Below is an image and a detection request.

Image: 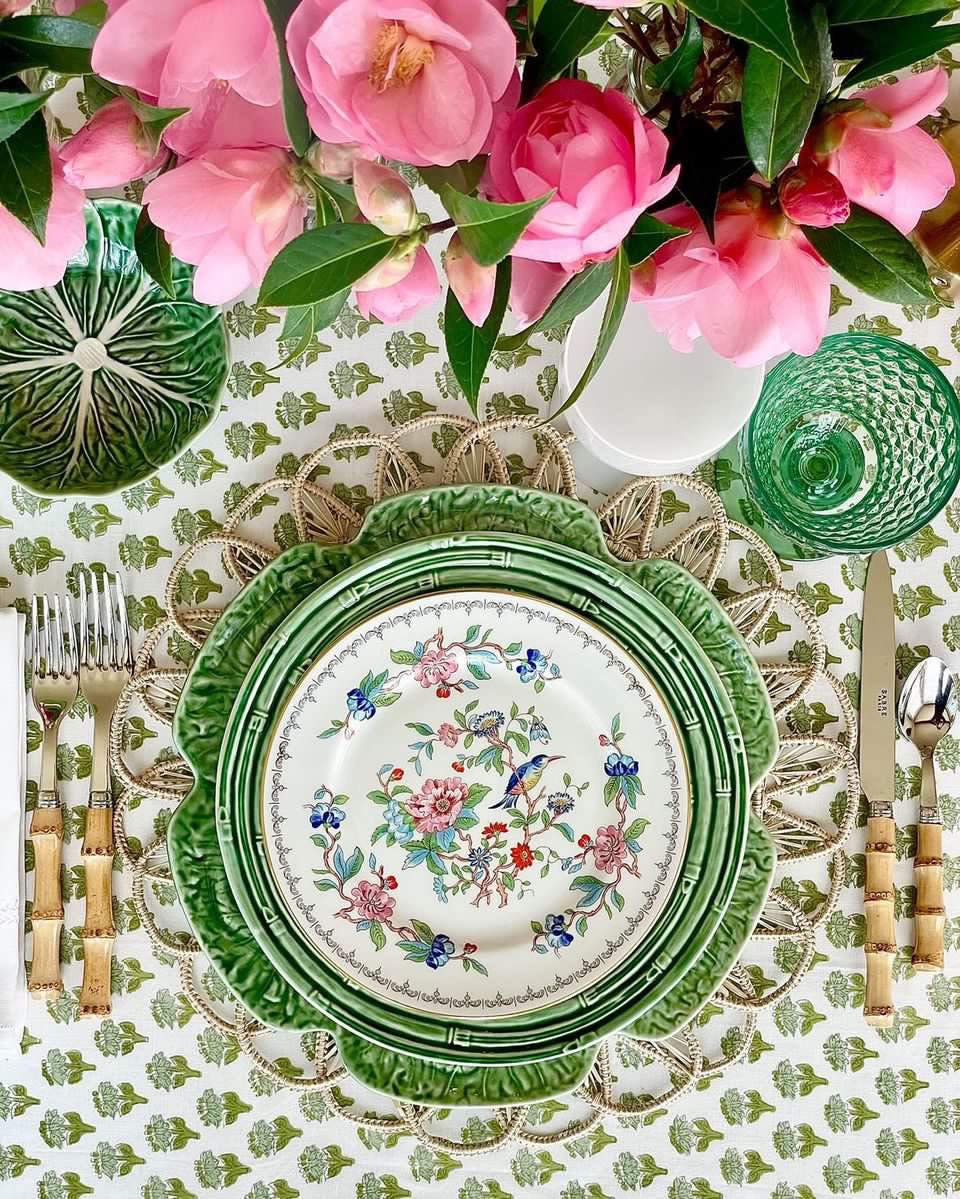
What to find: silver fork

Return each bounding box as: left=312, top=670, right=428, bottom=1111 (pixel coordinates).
left=29, top=595, right=79, bottom=997
left=77, top=571, right=133, bottom=1018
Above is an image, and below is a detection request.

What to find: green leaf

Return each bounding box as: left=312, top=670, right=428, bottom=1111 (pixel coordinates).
left=497, top=258, right=614, bottom=350
left=741, top=5, right=829, bottom=179
left=522, top=0, right=610, bottom=96
left=835, top=10, right=959, bottom=88
left=828, top=0, right=947, bottom=22
left=258, top=223, right=398, bottom=307
left=802, top=205, right=935, bottom=304
left=278, top=290, right=349, bottom=364
left=124, top=97, right=187, bottom=153
left=313, top=177, right=359, bottom=223
left=369, top=921, right=386, bottom=951
left=134, top=208, right=175, bottom=298
left=410, top=919, right=434, bottom=945
left=552, top=246, right=630, bottom=419
left=444, top=257, right=511, bottom=416
left=0, top=90, right=49, bottom=144
left=0, top=15, right=97, bottom=75
left=623, top=214, right=691, bottom=266
left=262, top=0, right=312, bottom=155
left=0, top=107, right=50, bottom=243
left=420, top=158, right=487, bottom=197
left=648, top=13, right=703, bottom=94
left=439, top=184, right=553, bottom=267
left=669, top=115, right=753, bottom=239
left=683, top=0, right=807, bottom=79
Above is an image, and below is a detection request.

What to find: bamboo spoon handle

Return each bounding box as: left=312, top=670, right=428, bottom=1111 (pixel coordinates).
left=914, top=809, right=945, bottom=972
left=864, top=811, right=896, bottom=1027
left=79, top=802, right=115, bottom=1018
left=28, top=799, right=63, bottom=996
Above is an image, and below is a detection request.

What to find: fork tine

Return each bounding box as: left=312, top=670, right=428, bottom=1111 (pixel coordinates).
left=53, top=595, right=64, bottom=678
left=114, top=574, right=132, bottom=672
left=41, top=594, right=50, bottom=677
left=79, top=570, right=91, bottom=671
left=103, top=572, right=116, bottom=668
left=92, top=571, right=104, bottom=669
left=64, top=594, right=77, bottom=677
left=31, top=594, right=39, bottom=678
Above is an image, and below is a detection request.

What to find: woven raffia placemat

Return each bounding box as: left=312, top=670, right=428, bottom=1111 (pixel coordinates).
left=107, top=415, right=855, bottom=1152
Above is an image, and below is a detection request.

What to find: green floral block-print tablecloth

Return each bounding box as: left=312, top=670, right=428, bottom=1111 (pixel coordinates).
left=2, top=267, right=960, bottom=1199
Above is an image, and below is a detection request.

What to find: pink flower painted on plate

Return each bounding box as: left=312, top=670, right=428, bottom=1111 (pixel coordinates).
left=407, top=777, right=468, bottom=833
left=60, top=97, right=167, bottom=190
left=350, top=879, right=396, bottom=921
left=593, top=825, right=627, bottom=874
left=92, top=0, right=287, bottom=155
left=634, top=189, right=831, bottom=368
left=437, top=722, right=460, bottom=748
left=143, top=146, right=307, bottom=304
left=286, top=0, right=518, bottom=166
left=355, top=244, right=441, bottom=324
left=812, top=68, right=954, bottom=235
left=486, top=79, right=679, bottom=272
left=0, top=151, right=86, bottom=291
left=413, top=648, right=458, bottom=688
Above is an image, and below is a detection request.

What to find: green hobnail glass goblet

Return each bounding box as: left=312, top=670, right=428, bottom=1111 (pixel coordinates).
left=718, top=333, right=960, bottom=560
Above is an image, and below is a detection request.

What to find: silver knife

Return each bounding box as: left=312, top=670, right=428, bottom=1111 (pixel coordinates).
left=861, top=550, right=897, bottom=1028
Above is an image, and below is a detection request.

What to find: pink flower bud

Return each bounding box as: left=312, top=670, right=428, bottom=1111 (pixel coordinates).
left=779, top=164, right=850, bottom=228
left=443, top=233, right=496, bottom=325
left=353, top=160, right=419, bottom=236
left=354, top=243, right=418, bottom=293
left=60, top=97, right=166, bottom=190
left=0, top=0, right=31, bottom=13
left=305, top=140, right=373, bottom=181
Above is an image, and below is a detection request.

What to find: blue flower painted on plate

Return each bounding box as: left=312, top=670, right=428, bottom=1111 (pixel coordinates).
left=309, top=799, right=346, bottom=830
left=529, top=715, right=550, bottom=742
left=547, top=791, right=574, bottom=815
left=468, top=709, right=504, bottom=740
left=426, top=934, right=455, bottom=969
left=545, top=913, right=574, bottom=949
left=384, top=799, right=416, bottom=845
left=468, top=846, right=493, bottom=877
left=347, top=688, right=376, bottom=720
left=517, top=648, right=561, bottom=684
left=604, top=751, right=639, bottom=777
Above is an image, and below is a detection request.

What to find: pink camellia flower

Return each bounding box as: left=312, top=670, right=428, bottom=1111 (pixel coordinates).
left=486, top=79, right=679, bottom=270
left=143, top=147, right=307, bottom=304
left=509, top=258, right=570, bottom=325
left=353, top=160, right=419, bottom=236
left=55, top=0, right=127, bottom=11
left=0, top=152, right=86, bottom=291
left=92, top=0, right=287, bottom=156
left=778, top=160, right=850, bottom=228
left=444, top=233, right=496, bottom=325
left=407, top=777, right=468, bottom=833
left=286, top=0, right=517, bottom=166
left=350, top=879, right=396, bottom=922
left=356, top=244, right=441, bottom=324
left=437, top=722, right=460, bottom=748
left=60, top=98, right=167, bottom=190
left=412, top=647, right=458, bottom=688
left=306, top=140, right=375, bottom=180
left=0, top=0, right=31, bottom=13
left=635, top=189, right=831, bottom=368
left=593, top=825, right=627, bottom=875
left=812, top=68, right=953, bottom=235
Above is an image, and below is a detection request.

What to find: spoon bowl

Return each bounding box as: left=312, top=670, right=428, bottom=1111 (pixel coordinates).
left=897, top=657, right=958, bottom=754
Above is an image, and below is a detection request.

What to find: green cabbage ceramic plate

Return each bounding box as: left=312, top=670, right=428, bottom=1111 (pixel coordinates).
left=169, top=486, right=777, bottom=1103
left=0, top=200, right=228, bottom=495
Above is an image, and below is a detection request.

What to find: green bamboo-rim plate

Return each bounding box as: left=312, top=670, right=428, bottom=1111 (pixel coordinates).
left=218, top=534, right=749, bottom=1065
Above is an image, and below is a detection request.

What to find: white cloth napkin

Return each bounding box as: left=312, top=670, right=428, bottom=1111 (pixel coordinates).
left=0, top=610, right=26, bottom=1058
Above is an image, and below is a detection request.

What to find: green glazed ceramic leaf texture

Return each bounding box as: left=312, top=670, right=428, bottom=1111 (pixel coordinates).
left=0, top=199, right=228, bottom=495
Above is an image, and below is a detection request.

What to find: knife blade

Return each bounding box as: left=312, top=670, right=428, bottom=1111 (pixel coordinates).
left=861, top=549, right=897, bottom=1028
left=861, top=550, right=896, bottom=806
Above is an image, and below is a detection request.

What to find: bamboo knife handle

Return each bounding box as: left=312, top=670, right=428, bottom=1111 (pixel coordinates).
left=28, top=799, right=63, bottom=996
left=79, top=803, right=115, bottom=1018
left=864, top=813, right=896, bottom=1027
left=914, top=818, right=945, bottom=972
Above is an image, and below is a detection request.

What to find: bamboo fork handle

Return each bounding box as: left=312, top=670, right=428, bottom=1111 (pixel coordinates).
left=28, top=796, right=63, bottom=996
left=864, top=812, right=896, bottom=1027
left=79, top=801, right=115, bottom=1018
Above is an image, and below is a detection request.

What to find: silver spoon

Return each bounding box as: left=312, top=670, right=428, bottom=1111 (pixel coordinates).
left=897, top=657, right=957, bottom=971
